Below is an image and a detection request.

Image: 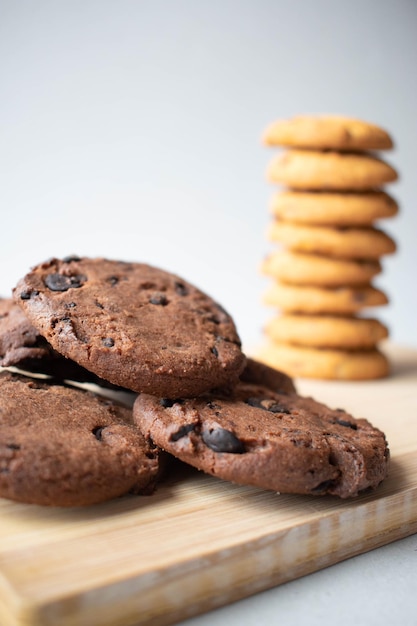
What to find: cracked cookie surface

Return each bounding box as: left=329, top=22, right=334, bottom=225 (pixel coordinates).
left=133, top=382, right=389, bottom=498
left=0, top=371, right=160, bottom=506
left=0, top=298, right=122, bottom=387
left=13, top=257, right=245, bottom=397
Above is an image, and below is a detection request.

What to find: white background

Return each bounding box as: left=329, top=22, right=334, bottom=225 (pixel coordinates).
left=1, top=0, right=416, bottom=353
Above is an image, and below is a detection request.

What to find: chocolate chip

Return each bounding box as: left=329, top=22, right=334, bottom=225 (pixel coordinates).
left=102, top=337, right=114, bottom=348
left=149, top=293, right=168, bottom=306
left=107, top=276, right=119, bottom=286
left=92, top=427, right=104, bottom=441
left=174, top=281, right=188, bottom=296
left=170, top=423, right=195, bottom=441
left=268, top=403, right=291, bottom=415
left=140, top=281, right=156, bottom=289
left=336, top=419, right=358, bottom=430
left=44, top=273, right=86, bottom=292
left=211, top=346, right=219, bottom=357
left=311, top=479, right=337, bottom=493
left=160, top=398, right=183, bottom=408
left=245, top=397, right=264, bottom=409
left=6, top=443, right=20, bottom=450
left=95, top=300, right=104, bottom=309
left=62, top=255, right=81, bottom=263
left=245, top=397, right=290, bottom=414
left=20, top=289, right=39, bottom=300
left=202, top=427, right=245, bottom=453
left=207, top=401, right=221, bottom=410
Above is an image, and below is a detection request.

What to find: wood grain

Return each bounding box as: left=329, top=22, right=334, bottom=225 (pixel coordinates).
left=0, top=343, right=416, bottom=626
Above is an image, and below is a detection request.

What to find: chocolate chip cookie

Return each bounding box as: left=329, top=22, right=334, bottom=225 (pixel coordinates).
left=239, top=357, right=296, bottom=395
left=0, top=371, right=160, bottom=506
left=0, top=297, right=121, bottom=386
left=13, top=257, right=245, bottom=397
left=0, top=297, right=54, bottom=367
left=133, top=382, right=389, bottom=498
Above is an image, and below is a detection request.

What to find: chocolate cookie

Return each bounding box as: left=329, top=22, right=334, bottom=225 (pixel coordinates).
left=0, top=297, right=53, bottom=367
left=0, top=298, right=121, bottom=387
left=239, top=357, right=296, bottom=395
left=0, top=371, right=160, bottom=506
left=133, top=382, right=389, bottom=498
left=13, top=257, right=245, bottom=397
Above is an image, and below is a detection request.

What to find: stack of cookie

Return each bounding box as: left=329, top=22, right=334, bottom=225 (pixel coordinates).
left=258, top=115, right=398, bottom=380
left=0, top=256, right=390, bottom=505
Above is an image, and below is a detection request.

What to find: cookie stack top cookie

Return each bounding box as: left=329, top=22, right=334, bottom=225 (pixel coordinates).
left=258, top=115, right=398, bottom=380
left=263, top=115, right=394, bottom=152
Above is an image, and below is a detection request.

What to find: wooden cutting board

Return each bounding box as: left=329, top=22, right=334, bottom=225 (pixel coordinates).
left=0, top=343, right=416, bottom=626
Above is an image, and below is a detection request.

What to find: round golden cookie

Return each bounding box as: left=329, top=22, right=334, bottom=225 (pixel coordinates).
left=266, top=150, right=398, bottom=191
left=264, top=314, right=388, bottom=349
left=267, top=222, right=396, bottom=260
left=260, top=251, right=382, bottom=287
left=263, top=282, right=388, bottom=314
left=256, top=342, right=389, bottom=380
left=269, top=190, right=399, bottom=226
left=262, top=115, right=393, bottom=151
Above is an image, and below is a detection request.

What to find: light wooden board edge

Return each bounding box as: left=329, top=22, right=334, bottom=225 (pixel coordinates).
left=1, top=456, right=416, bottom=626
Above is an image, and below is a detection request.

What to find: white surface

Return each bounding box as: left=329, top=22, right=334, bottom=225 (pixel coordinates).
left=179, top=533, right=417, bottom=626
left=1, top=0, right=417, bottom=349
